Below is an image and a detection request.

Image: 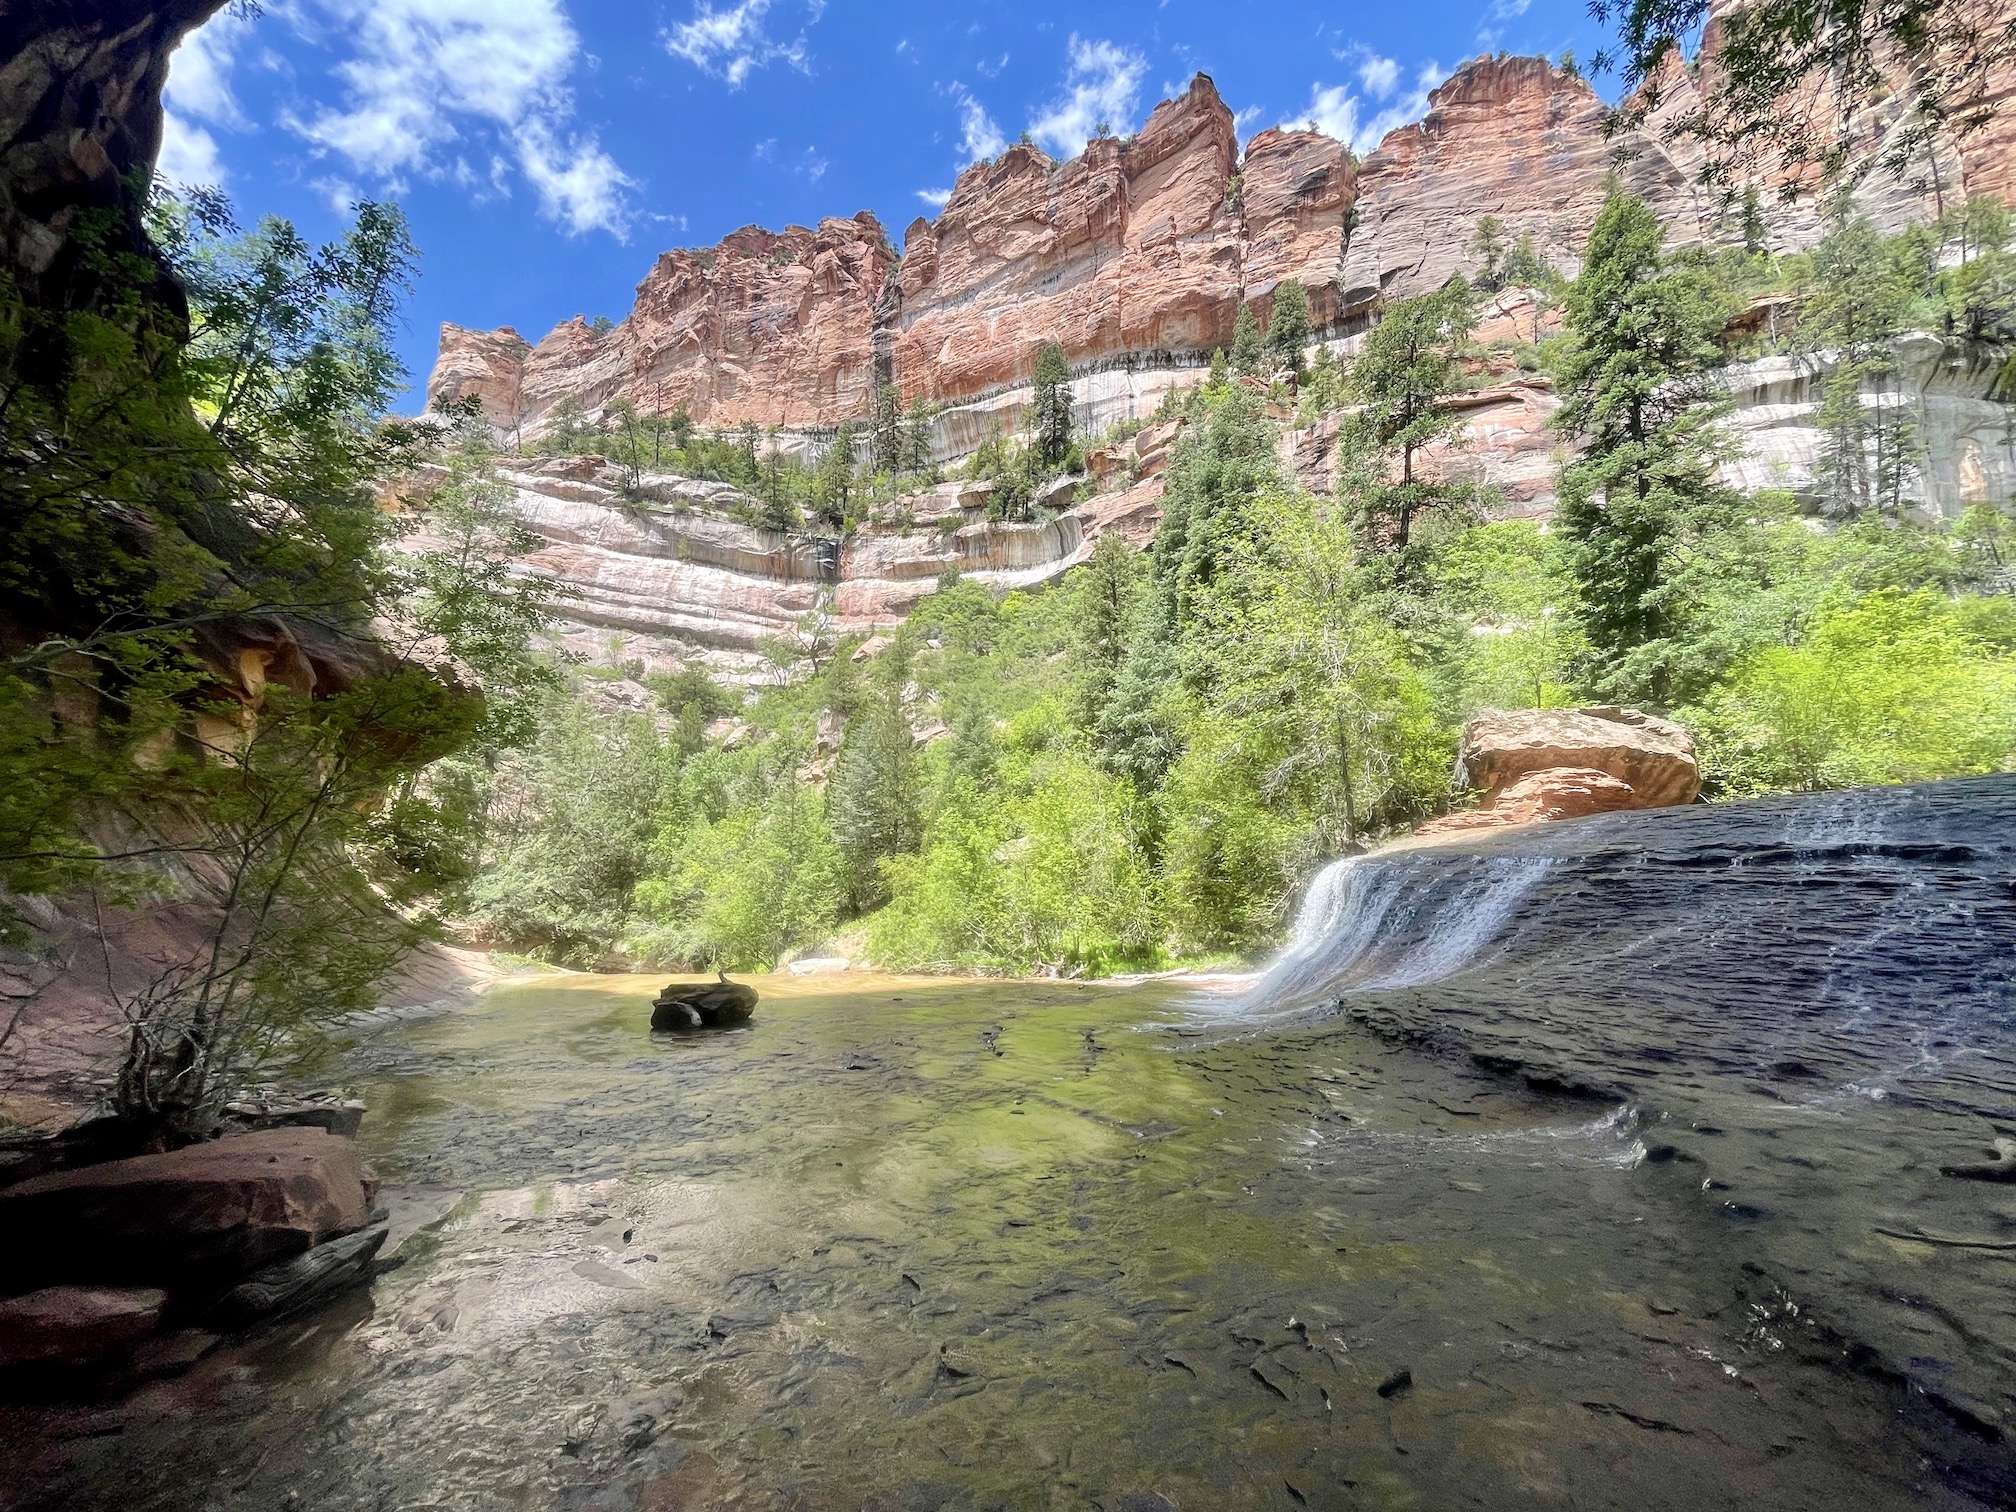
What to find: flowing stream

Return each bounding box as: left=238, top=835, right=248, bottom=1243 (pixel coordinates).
left=2, top=777, right=2013, bottom=1510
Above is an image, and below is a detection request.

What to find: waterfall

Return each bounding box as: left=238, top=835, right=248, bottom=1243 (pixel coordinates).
left=1227, top=849, right=1561, bottom=1012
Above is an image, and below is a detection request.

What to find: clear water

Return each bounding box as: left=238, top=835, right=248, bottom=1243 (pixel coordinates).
left=3, top=778, right=2014, bottom=1511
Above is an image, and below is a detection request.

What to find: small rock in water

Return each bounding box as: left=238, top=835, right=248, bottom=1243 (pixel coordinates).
left=649, top=971, right=757, bottom=1032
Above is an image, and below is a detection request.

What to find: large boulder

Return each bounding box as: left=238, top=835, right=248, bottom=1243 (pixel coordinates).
left=1414, top=768, right=1639, bottom=836
left=0, top=1128, right=372, bottom=1294
left=0, top=1286, right=165, bottom=1369
left=1454, top=706, right=1700, bottom=811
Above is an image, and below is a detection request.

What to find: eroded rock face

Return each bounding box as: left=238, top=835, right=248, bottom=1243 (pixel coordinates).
left=894, top=79, right=1244, bottom=406
left=0, top=1128, right=372, bottom=1293
left=1342, top=57, right=1709, bottom=314
left=0, top=0, right=225, bottom=315
left=1455, top=706, right=1702, bottom=811
left=429, top=216, right=896, bottom=435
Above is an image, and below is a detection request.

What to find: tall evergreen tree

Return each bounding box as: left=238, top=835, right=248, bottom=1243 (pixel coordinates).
left=1801, top=204, right=1917, bottom=516
left=826, top=667, right=923, bottom=913
left=1032, top=342, right=1074, bottom=465
left=1554, top=191, right=1735, bottom=707
left=1470, top=216, right=1508, bottom=290
left=1347, top=276, right=1479, bottom=576
left=815, top=421, right=857, bottom=527
left=1264, top=279, right=1313, bottom=381
left=870, top=381, right=904, bottom=473
left=1228, top=304, right=1264, bottom=376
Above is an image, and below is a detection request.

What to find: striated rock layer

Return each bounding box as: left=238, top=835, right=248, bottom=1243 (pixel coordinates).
left=432, top=52, right=2014, bottom=461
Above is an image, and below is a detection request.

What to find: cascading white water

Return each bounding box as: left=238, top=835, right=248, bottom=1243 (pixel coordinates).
left=1223, top=849, right=1561, bottom=1013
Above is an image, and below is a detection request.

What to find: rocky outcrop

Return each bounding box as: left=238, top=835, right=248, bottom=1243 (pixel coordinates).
left=0, top=1127, right=373, bottom=1294
left=1341, top=57, right=1710, bottom=314
left=410, top=457, right=1134, bottom=676
left=1454, top=706, right=1702, bottom=811
left=892, top=80, right=1245, bottom=408
left=0, top=0, right=225, bottom=319
left=434, top=77, right=1357, bottom=446
left=431, top=217, right=897, bottom=436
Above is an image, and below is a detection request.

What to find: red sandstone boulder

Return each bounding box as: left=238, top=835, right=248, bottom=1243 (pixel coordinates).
left=0, top=1128, right=372, bottom=1293
left=1455, top=706, right=1701, bottom=811
left=0, top=1286, right=165, bottom=1368
left=1414, top=768, right=1638, bottom=836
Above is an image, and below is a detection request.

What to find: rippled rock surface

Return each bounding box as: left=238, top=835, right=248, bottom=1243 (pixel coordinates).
left=1256, top=774, right=2016, bottom=1442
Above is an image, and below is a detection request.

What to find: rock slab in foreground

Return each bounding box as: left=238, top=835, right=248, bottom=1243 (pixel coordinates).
left=0, top=1128, right=372, bottom=1293
left=1455, top=706, right=1701, bottom=810
left=0, top=1286, right=165, bottom=1368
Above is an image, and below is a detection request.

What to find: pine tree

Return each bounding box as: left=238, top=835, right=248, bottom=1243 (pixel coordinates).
left=1348, top=276, right=1479, bottom=575
left=1739, top=185, right=1768, bottom=255
left=1069, top=532, right=1141, bottom=725
left=826, top=668, right=923, bottom=913
left=870, top=382, right=904, bottom=473
left=1554, top=191, right=1735, bottom=707
left=1802, top=204, right=1917, bottom=516
left=815, top=421, right=857, bottom=528
left=1228, top=304, right=1264, bottom=376
left=1264, top=279, right=1313, bottom=381
left=1032, top=342, right=1074, bottom=466
left=1208, top=348, right=1230, bottom=388
left=1470, top=215, right=1508, bottom=291
left=904, top=401, right=936, bottom=478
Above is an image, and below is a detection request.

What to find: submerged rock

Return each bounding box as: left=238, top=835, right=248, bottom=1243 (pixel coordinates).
left=0, top=1128, right=373, bottom=1293
left=650, top=972, right=758, bottom=1032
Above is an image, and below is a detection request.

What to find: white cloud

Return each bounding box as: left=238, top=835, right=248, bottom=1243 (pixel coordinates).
left=518, top=122, right=633, bottom=235
left=1489, top=0, right=1533, bottom=18
left=285, top=0, right=634, bottom=238
left=663, top=0, right=811, bottom=87
left=1292, top=61, right=1445, bottom=155
left=157, top=111, right=228, bottom=186
left=157, top=8, right=259, bottom=187
left=1028, top=35, right=1145, bottom=157
left=165, top=10, right=253, bottom=128
left=953, top=84, right=1006, bottom=163
left=916, top=187, right=952, bottom=209
left=1356, top=52, right=1400, bottom=99
left=1296, top=84, right=1359, bottom=147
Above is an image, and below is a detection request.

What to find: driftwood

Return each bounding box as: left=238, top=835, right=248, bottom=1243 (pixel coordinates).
left=650, top=971, right=757, bottom=1032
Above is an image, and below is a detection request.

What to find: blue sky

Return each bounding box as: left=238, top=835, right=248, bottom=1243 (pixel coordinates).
left=161, top=0, right=1621, bottom=398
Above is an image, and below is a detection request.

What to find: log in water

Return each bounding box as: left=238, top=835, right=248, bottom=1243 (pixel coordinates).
left=2, top=776, right=2010, bottom=1510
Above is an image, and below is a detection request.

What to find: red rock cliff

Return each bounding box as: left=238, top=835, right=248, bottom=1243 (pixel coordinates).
left=430, top=51, right=2014, bottom=442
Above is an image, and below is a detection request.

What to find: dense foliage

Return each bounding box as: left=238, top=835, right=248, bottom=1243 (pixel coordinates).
left=459, top=188, right=2014, bottom=980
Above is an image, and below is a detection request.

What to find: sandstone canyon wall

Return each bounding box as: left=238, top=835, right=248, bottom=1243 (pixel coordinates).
left=428, top=50, right=2004, bottom=450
